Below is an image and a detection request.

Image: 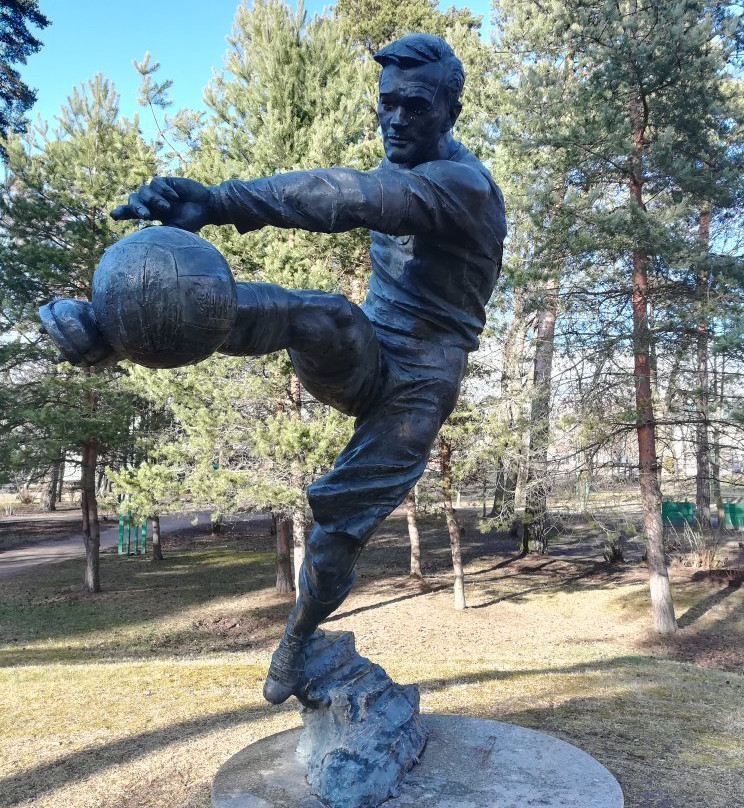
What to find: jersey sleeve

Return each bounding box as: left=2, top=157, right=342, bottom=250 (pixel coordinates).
left=211, top=161, right=500, bottom=243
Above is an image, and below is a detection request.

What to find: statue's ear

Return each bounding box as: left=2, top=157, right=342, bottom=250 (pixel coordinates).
left=445, top=102, right=462, bottom=131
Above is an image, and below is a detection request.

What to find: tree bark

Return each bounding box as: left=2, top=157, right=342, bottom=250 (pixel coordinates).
left=56, top=456, right=65, bottom=503
left=151, top=513, right=163, bottom=561
left=524, top=281, right=558, bottom=554
left=711, top=353, right=725, bottom=524
left=628, top=26, right=677, bottom=632
left=490, top=458, right=519, bottom=524
left=292, top=509, right=307, bottom=597
left=405, top=489, right=422, bottom=579
left=440, top=435, right=466, bottom=610
left=80, top=437, right=101, bottom=593
left=275, top=514, right=294, bottom=594
left=695, top=208, right=712, bottom=530
left=490, top=291, right=527, bottom=530
left=42, top=460, right=60, bottom=512
left=288, top=372, right=307, bottom=598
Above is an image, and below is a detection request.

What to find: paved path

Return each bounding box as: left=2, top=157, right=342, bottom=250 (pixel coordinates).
left=0, top=512, right=212, bottom=579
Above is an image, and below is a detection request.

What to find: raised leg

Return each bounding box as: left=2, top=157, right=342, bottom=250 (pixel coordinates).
left=219, top=283, right=381, bottom=416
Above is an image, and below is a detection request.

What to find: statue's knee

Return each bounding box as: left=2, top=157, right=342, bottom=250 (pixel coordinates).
left=324, top=293, right=356, bottom=327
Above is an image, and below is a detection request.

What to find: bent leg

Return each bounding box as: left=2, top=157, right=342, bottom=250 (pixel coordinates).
left=309, top=375, right=461, bottom=541
left=219, top=283, right=380, bottom=416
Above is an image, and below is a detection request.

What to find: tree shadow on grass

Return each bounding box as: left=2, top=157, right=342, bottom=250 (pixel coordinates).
left=4, top=652, right=740, bottom=808
left=469, top=558, right=639, bottom=609
left=0, top=545, right=279, bottom=657
left=0, top=701, right=296, bottom=807
left=0, top=593, right=295, bottom=667
left=633, top=576, right=744, bottom=673
left=324, top=582, right=450, bottom=624
left=676, top=575, right=742, bottom=629
left=465, top=553, right=524, bottom=576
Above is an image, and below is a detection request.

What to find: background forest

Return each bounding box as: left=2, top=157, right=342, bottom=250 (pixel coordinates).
left=1, top=0, right=742, bottom=635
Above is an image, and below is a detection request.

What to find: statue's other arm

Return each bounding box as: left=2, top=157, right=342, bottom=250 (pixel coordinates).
left=211, top=163, right=499, bottom=243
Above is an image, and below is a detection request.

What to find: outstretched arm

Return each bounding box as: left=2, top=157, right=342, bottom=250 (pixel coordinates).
left=110, top=164, right=500, bottom=245
left=213, top=163, right=494, bottom=242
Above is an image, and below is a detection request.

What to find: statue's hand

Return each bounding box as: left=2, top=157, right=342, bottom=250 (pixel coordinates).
left=110, top=176, right=216, bottom=232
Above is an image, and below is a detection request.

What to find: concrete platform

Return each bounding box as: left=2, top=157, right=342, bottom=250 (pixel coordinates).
left=212, top=714, right=624, bottom=808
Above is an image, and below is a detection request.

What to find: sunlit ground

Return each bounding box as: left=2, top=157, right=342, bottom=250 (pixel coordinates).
left=1, top=514, right=742, bottom=808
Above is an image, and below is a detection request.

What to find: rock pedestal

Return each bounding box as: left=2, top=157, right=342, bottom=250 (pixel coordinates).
left=212, top=714, right=624, bottom=808
left=212, top=632, right=623, bottom=808
left=294, top=630, right=427, bottom=808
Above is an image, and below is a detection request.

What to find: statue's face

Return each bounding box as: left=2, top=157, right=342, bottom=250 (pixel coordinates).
left=377, top=61, right=459, bottom=166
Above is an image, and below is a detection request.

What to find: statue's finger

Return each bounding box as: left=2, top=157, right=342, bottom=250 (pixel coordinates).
left=127, top=192, right=154, bottom=219
left=151, top=176, right=180, bottom=201
left=110, top=203, right=135, bottom=220
left=138, top=184, right=171, bottom=214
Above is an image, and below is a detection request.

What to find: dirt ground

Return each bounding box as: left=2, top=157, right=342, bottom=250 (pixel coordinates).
left=160, top=513, right=744, bottom=674
left=1, top=509, right=742, bottom=808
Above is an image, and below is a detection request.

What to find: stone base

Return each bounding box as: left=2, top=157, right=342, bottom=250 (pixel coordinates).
left=212, top=714, right=624, bottom=808
left=296, top=631, right=426, bottom=808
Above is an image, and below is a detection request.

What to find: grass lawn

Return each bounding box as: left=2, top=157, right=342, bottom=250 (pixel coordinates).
left=0, top=513, right=742, bottom=808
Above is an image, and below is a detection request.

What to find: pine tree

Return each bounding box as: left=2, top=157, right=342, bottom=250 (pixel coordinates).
left=0, top=1, right=49, bottom=156
left=492, top=0, right=742, bottom=631
left=117, top=2, right=371, bottom=587
left=0, top=75, right=157, bottom=591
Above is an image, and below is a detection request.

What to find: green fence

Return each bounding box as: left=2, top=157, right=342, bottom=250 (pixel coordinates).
left=661, top=500, right=744, bottom=530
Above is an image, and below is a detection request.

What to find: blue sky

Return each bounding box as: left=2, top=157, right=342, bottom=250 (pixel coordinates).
left=23, top=0, right=491, bottom=139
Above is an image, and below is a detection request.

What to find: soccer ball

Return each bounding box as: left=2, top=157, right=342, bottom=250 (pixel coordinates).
left=91, top=226, right=237, bottom=369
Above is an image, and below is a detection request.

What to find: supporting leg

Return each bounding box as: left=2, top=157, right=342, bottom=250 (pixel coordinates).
left=263, top=525, right=362, bottom=704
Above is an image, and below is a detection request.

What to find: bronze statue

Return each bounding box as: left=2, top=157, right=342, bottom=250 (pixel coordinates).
left=40, top=34, right=506, bottom=707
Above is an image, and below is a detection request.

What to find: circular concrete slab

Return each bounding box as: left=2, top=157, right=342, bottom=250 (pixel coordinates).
left=212, top=714, right=624, bottom=808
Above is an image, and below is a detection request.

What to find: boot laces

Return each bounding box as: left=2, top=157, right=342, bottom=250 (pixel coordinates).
left=267, top=632, right=305, bottom=684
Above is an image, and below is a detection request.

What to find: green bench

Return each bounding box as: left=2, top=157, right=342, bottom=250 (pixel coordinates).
left=661, top=501, right=696, bottom=524
left=723, top=502, right=744, bottom=530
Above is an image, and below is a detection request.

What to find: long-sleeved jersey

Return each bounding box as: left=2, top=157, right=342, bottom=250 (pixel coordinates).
left=213, top=142, right=506, bottom=352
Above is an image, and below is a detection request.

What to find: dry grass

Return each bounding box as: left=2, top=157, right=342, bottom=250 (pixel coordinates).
left=1, top=514, right=742, bottom=808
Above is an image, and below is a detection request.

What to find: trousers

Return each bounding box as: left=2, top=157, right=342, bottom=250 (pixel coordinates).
left=222, top=284, right=468, bottom=601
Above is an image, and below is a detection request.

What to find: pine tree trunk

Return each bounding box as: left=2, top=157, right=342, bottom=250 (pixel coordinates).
left=42, top=461, right=60, bottom=512
left=151, top=513, right=163, bottom=561
left=440, top=435, right=466, bottom=610
left=524, top=282, right=558, bottom=554
left=288, top=372, right=306, bottom=598
left=628, top=37, right=677, bottom=632
left=490, top=291, right=527, bottom=533
left=292, top=509, right=307, bottom=597
left=695, top=209, right=712, bottom=530
left=56, top=457, right=65, bottom=503
left=489, top=461, right=504, bottom=516
left=405, top=489, right=422, bottom=579
left=275, top=515, right=294, bottom=594
left=80, top=438, right=101, bottom=593
left=711, top=354, right=725, bottom=524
